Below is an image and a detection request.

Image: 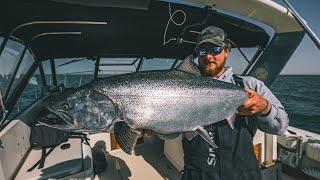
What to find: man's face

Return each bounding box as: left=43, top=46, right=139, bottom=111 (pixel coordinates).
left=197, top=43, right=229, bottom=77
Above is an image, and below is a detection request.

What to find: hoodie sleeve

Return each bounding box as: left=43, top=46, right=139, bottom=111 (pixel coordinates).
left=243, top=76, right=289, bottom=135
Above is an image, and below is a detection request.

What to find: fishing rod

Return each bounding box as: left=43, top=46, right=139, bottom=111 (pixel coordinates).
left=282, top=0, right=320, bottom=50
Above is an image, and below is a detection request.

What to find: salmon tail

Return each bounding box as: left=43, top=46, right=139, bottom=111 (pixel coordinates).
left=196, top=126, right=219, bottom=149
left=114, top=121, right=141, bottom=154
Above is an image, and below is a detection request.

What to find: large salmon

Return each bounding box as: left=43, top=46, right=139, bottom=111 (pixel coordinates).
left=42, top=57, right=248, bottom=154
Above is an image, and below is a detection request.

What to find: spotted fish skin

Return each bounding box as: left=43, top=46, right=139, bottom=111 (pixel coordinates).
left=95, top=69, right=247, bottom=134
left=44, top=69, right=247, bottom=133
left=42, top=67, right=247, bottom=154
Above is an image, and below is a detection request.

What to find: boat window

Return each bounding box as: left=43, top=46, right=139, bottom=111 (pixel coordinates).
left=98, top=58, right=178, bottom=77
left=41, top=60, right=53, bottom=87
left=141, top=58, right=177, bottom=71
left=97, top=47, right=258, bottom=77
left=0, top=39, right=25, bottom=97
left=54, top=58, right=95, bottom=88
left=8, top=67, right=44, bottom=119
left=226, top=47, right=259, bottom=74
left=98, top=58, right=138, bottom=77
left=7, top=49, right=35, bottom=98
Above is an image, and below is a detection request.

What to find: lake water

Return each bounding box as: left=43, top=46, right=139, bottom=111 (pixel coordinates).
left=270, top=75, right=320, bottom=134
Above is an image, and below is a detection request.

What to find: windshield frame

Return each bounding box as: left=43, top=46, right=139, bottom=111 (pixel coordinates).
left=0, top=36, right=32, bottom=98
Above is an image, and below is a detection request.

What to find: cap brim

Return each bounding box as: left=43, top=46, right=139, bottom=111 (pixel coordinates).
left=196, top=39, right=225, bottom=49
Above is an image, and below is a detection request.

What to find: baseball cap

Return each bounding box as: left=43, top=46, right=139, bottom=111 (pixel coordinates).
left=196, top=26, right=227, bottom=49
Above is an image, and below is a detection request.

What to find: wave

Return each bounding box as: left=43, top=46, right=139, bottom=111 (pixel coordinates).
left=289, top=113, right=320, bottom=134
left=275, top=93, right=319, bottom=102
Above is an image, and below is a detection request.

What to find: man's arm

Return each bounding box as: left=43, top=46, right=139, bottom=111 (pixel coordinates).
left=239, top=77, right=289, bottom=135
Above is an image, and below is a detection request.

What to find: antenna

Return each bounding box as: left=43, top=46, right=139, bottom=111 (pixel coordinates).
left=282, top=0, right=320, bottom=50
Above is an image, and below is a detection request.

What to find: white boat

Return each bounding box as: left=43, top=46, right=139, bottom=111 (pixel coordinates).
left=0, top=0, right=319, bottom=179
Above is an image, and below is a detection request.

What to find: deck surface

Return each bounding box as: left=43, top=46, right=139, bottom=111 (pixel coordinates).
left=92, top=140, right=303, bottom=180
left=94, top=142, right=180, bottom=180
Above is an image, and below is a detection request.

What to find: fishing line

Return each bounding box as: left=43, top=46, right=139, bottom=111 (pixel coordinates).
left=163, top=2, right=187, bottom=45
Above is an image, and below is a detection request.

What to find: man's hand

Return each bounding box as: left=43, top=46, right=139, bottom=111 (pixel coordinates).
left=238, top=88, right=271, bottom=116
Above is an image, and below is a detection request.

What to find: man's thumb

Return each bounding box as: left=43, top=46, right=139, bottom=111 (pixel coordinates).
left=245, top=88, right=255, bottom=97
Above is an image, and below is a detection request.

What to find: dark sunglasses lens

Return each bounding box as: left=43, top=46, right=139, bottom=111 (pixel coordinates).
left=197, top=47, right=222, bottom=57
left=198, top=50, right=207, bottom=57
left=208, top=47, right=222, bottom=55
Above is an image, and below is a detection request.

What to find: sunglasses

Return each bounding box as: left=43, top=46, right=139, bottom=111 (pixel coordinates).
left=196, top=46, right=223, bottom=57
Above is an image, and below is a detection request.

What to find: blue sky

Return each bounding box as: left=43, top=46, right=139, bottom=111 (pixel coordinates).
left=274, top=0, right=320, bottom=75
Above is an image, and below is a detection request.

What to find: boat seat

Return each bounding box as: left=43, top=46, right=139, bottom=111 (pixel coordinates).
left=0, top=120, right=31, bottom=180
left=15, top=138, right=94, bottom=180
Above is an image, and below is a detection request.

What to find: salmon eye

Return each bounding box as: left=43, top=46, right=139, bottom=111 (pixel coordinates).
left=62, top=103, right=72, bottom=110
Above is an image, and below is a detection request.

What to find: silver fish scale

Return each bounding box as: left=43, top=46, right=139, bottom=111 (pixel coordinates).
left=95, top=70, right=247, bottom=134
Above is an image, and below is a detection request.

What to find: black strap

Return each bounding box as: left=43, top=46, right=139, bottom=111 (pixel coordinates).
left=27, top=147, right=56, bottom=172
left=233, top=74, right=254, bottom=135
left=69, top=132, right=90, bottom=145
left=182, top=164, right=202, bottom=180
left=232, top=116, right=247, bottom=163
left=232, top=74, right=244, bottom=88
left=38, top=148, right=47, bottom=169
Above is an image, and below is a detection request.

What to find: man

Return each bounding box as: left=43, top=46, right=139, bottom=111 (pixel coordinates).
left=146, top=26, right=288, bottom=180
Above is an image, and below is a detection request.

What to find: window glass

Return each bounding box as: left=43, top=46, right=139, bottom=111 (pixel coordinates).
left=225, top=47, right=259, bottom=74
left=98, top=58, right=138, bottom=77
left=41, top=60, right=53, bottom=87
left=9, top=68, right=42, bottom=119
left=0, top=39, right=24, bottom=96
left=55, top=58, right=95, bottom=88
left=98, top=58, right=178, bottom=77
left=96, top=47, right=259, bottom=78
left=141, top=58, right=177, bottom=71
left=8, top=49, right=35, bottom=97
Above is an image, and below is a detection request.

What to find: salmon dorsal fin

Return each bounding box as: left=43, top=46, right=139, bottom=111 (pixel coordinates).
left=176, top=55, right=201, bottom=76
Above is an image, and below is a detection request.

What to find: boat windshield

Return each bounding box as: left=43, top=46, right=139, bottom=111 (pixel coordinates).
left=0, top=38, right=35, bottom=100
left=98, top=58, right=179, bottom=77
left=54, top=58, right=95, bottom=87
left=98, top=47, right=258, bottom=77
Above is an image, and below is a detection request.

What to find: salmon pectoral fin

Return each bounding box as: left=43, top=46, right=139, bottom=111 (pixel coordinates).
left=226, top=113, right=236, bottom=129
left=114, top=121, right=141, bottom=155
left=196, top=126, right=219, bottom=149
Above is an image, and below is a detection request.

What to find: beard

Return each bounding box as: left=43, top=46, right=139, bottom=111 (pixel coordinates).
left=199, top=60, right=226, bottom=77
